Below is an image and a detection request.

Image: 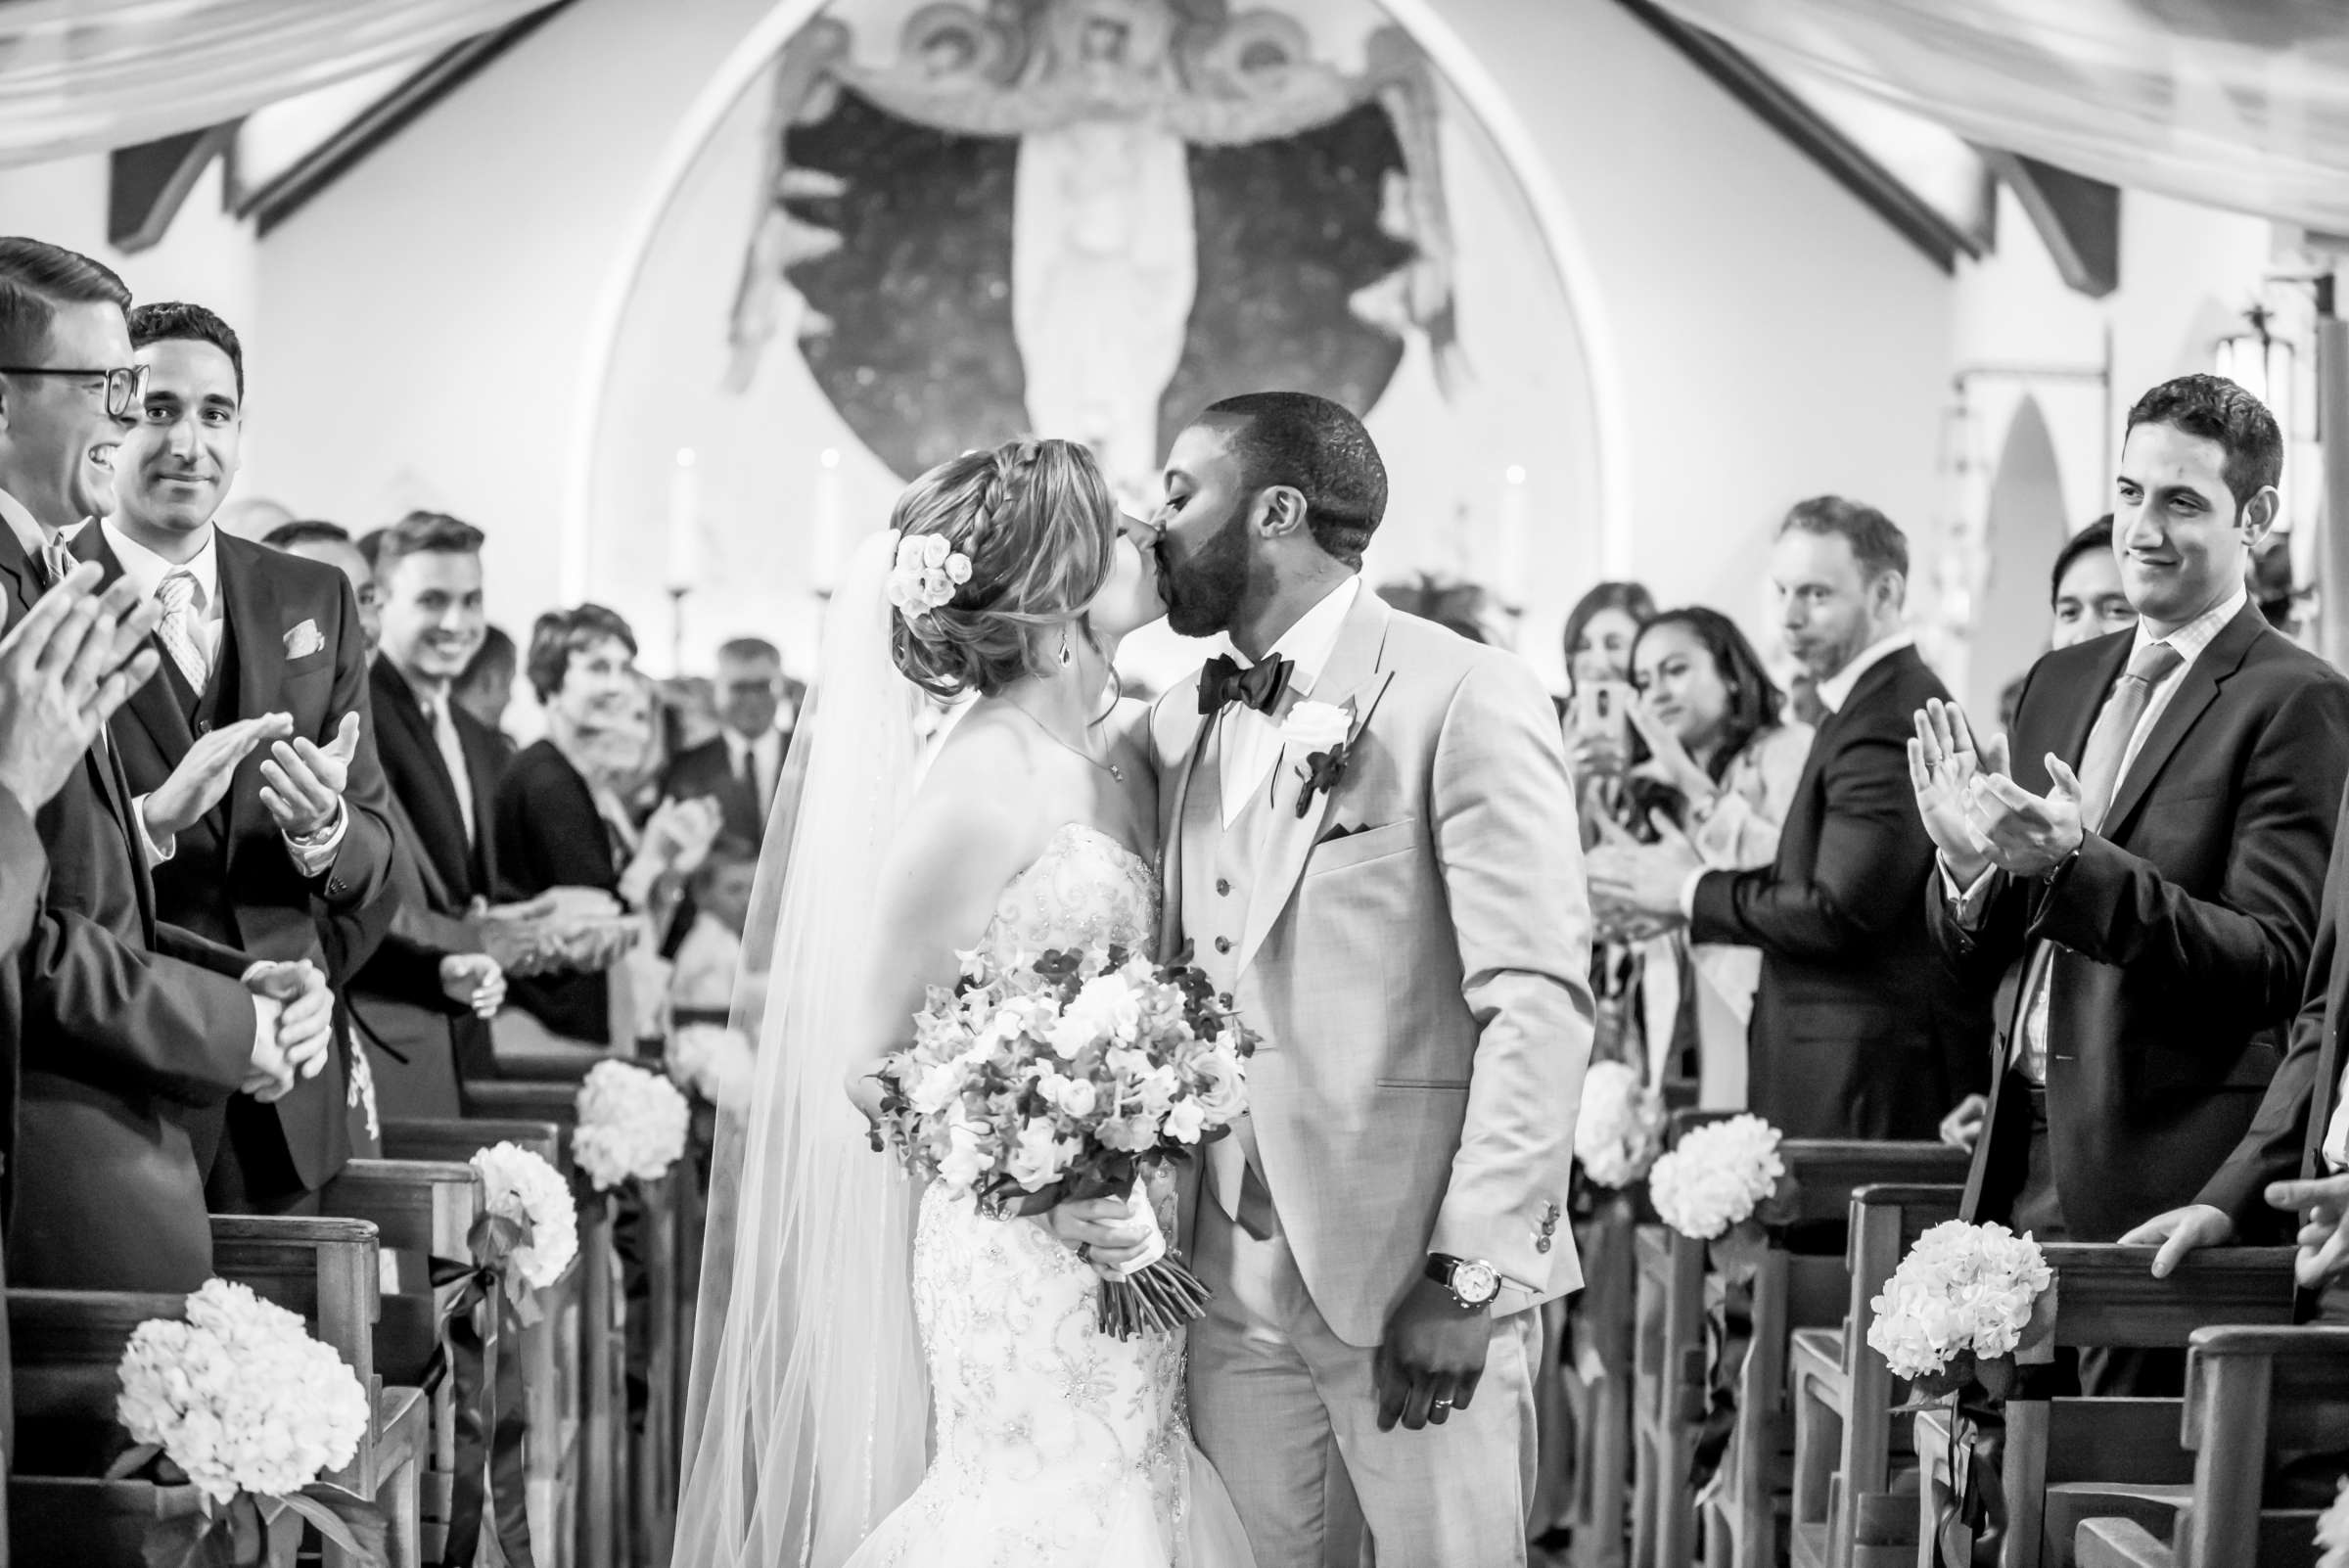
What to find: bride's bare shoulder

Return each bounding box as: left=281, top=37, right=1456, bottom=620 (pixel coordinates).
left=896, top=707, right=1047, bottom=861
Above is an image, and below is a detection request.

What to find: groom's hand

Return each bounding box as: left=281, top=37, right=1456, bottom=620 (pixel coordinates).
left=1375, top=1277, right=1493, bottom=1432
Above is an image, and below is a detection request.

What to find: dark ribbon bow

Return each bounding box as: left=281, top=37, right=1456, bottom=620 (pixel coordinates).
left=430, top=1238, right=538, bottom=1568
left=1197, top=654, right=1294, bottom=715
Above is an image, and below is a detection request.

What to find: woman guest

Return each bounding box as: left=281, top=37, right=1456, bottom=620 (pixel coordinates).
left=496, top=605, right=720, bottom=1049
left=1619, top=606, right=1813, bottom=1108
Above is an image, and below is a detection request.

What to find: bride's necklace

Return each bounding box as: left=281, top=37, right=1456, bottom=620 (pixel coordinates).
left=1003, top=697, right=1125, bottom=783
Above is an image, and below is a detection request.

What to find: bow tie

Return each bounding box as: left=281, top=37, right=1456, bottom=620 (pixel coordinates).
left=1198, top=654, right=1294, bottom=716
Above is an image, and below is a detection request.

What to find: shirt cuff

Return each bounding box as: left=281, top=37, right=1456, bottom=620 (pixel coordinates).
left=251, top=989, right=280, bottom=1061
left=133, top=793, right=176, bottom=865
left=1938, top=853, right=1998, bottom=929
left=1677, top=867, right=1708, bottom=921
left=283, top=796, right=347, bottom=877
left=2325, top=1091, right=2349, bottom=1175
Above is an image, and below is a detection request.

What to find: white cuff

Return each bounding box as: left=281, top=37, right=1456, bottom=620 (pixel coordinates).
left=1677, top=866, right=1707, bottom=921
left=283, top=796, right=347, bottom=877
left=251, top=990, right=281, bottom=1058
left=1938, top=853, right=1999, bottom=930
left=2324, top=1089, right=2349, bottom=1175
left=133, top=793, right=176, bottom=865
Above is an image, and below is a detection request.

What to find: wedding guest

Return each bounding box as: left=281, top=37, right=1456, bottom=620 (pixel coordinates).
left=662, top=635, right=794, bottom=847
left=454, top=623, right=518, bottom=759
left=1620, top=606, right=1814, bottom=1106
left=76, top=300, right=398, bottom=1212
left=1910, top=378, right=2349, bottom=1363
left=1560, top=581, right=1657, bottom=831
left=1590, top=498, right=1987, bottom=1138
left=0, top=237, right=331, bottom=1292
left=669, top=838, right=759, bottom=1023
left=2049, top=517, right=2133, bottom=649
left=262, top=521, right=380, bottom=663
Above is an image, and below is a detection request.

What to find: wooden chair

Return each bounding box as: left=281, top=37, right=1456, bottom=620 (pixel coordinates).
left=2073, top=1324, right=2349, bottom=1568
left=1632, top=1113, right=1724, bottom=1568
left=1911, top=1246, right=2299, bottom=1568
left=373, top=1118, right=586, bottom=1568
left=1787, top=1182, right=1967, bottom=1568
left=210, top=1215, right=429, bottom=1568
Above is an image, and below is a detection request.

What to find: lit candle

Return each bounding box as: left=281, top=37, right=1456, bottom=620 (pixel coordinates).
left=812, top=446, right=845, bottom=590
left=667, top=447, right=701, bottom=591
left=1497, top=463, right=1529, bottom=586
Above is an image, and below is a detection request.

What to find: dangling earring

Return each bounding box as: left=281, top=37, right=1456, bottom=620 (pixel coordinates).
left=1059, top=628, right=1074, bottom=668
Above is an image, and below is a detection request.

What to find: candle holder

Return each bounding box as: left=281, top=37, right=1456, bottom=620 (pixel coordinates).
left=668, top=584, right=691, bottom=674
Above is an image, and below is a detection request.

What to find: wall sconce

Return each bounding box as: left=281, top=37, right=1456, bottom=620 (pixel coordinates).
left=2215, top=303, right=2295, bottom=443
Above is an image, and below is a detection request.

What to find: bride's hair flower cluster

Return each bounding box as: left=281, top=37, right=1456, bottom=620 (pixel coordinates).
left=1865, top=1219, right=2052, bottom=1383
left=887, top=530, right=973, bottom=623
left=1574, top=1060, right=1666, bottom=1189
left=574, top=1060, right=692, bottom=1190
left=1646, top=1113, right=1784, bottom=1240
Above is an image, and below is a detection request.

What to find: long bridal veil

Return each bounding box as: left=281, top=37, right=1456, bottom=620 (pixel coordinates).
left=674, top=530, right=929, bottom=1568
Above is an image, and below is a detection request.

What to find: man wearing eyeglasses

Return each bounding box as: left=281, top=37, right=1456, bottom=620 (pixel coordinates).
left=0, top=236, right=335, bottom=1294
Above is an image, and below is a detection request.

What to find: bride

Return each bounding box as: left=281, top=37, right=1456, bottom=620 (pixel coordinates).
left=673, top=438, right=1256, bottom=1567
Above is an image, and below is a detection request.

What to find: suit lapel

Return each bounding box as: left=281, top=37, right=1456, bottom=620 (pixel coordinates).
left=71, top=527, right=201, bottom=773
left=214, top=536, right=286, bottom=876
left=375, top=660, right=475, bottom=898
left=2098, top=604, right=2264, bottom=841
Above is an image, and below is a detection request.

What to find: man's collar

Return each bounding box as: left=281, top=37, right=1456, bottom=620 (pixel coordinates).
left=2132, top=586, right=2248, bottom=658
left=102, top=517, right=218, bottom=606
left=1247, top=576, right=1361, bottom=698
left=0, top=487, right=53, bottom=558
left=1816, top=630, right=1913, bottom=715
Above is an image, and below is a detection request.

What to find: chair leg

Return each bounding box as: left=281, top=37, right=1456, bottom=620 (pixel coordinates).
left=384, top=1458, right=423, bottom=1568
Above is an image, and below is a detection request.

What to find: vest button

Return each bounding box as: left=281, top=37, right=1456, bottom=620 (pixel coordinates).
left=1216, top=879, right=1231, bottom=897
left=1214, top=936, right=1232, bottom=954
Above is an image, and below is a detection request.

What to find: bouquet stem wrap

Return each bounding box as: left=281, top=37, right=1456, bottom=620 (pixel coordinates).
left=1086, top=1178, right=1210, bottom=1341
left=429, top=1252, right=536, bottom=1568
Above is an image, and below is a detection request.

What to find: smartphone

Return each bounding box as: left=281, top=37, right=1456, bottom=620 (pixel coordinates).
left=1572, top=679, right=1633, bottom=751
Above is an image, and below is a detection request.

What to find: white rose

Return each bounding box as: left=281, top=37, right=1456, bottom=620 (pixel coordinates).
left=1006, top=1118, right=1072, bottom=1189
left=913, top=1061, right=965, bottom=1115
left=938, top=1123, right=987, bottom=1191
left=1053, top=1077, right=1100, bottom=1119
left=1280, top=700, right=1353, bottom=753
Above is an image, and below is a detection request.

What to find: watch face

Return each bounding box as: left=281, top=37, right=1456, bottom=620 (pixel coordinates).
left=1454, top=1260, right=1499, bottom=1304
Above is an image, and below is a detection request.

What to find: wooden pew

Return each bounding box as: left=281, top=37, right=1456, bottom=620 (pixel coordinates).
left=1788, top=1182, right=1967, bottom=1568
left=374, top=1118, right=585, bottom=1568
left=210, top=1215, right=429, bottom=1568
left=1554, top=1189, right=1637, bottom=1568
left=2073, top=1324, right=2349, bottom=1568
left=1911, top=1246, right=2299, bottom=1568
left=1631, top=1113, right=1721, bottom=1568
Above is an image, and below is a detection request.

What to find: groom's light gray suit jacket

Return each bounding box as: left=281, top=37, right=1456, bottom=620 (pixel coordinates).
left=1152, top=589, right=1595, bottom=1346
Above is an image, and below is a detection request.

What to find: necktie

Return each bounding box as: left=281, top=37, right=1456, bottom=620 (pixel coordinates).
left=427, top=698, right=476, bottom=848
left=736, top=740, right=760, bottom=817
left=1197, top=653, right=1293, bottom=716
left=154, top=570, right=207, bottom=694
left=36, top=538, right=73, bottom=590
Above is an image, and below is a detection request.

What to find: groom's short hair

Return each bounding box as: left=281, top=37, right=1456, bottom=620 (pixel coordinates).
left=1202, top=392, right=1387, bottom=570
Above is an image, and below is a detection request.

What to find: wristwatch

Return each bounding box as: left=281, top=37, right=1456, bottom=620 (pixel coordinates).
left=1425, top=1253, right=1500, bottom=1311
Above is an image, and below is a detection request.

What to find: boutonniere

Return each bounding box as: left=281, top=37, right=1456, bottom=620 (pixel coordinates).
left=1281, top=700, right=1357, bottom=818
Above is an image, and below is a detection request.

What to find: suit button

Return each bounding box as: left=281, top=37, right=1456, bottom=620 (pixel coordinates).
left=1214, top=937, right=1231, bottom=954
left=1536, top=1235, right=1552, bottom=1254
left=1216, top=879, right=1231, bottom=897
left=196, top=720, right=212, bottom=736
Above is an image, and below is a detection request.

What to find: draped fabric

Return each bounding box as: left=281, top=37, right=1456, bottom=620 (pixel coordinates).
left=0, top=0, right=554, bottom=167
left=1649, top=0, right=2349, bottom=234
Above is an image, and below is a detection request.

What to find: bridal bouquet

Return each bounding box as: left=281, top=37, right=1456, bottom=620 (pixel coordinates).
left=111, top=1279, right=384, bottom=1566
left=871, top=941, right=1259, bottom=1339
left=1574, top=1060, right=1666, bottom=1189
left=1866, top=1220, right=2052, bottom=1399
left=1647, top=1114, right=1784, bottom=1241
left=574, top=1060, right=692, bottom=1191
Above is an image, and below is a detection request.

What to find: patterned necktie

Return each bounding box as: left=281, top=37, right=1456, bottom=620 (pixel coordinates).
left=153, top=570, right=207, bottom=694
left=2075, top=641, right=2185, bottom=834
left=1196, top=653, right=1294, bottom=716
left=36, top=538, right=74, bottom=591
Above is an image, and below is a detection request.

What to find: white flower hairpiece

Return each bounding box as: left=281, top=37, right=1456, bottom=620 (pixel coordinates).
left=888, top=530, right=973, bottom=623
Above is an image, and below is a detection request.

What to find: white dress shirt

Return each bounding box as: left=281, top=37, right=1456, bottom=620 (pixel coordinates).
left=1218, top=576, right=1360, bottom=828
left=2326, top=1060, right=2348, bottom=1173
left=724, top=725, right=784, bottom=822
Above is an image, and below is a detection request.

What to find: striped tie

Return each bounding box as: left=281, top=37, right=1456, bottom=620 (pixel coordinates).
left=154, top=569, right=207, bottom=693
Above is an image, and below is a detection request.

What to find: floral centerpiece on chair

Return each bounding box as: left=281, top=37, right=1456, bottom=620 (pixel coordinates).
left=1865, top=1219, right=2053, bottom=1401
left=1574, top=1060, right=1667, bottom=1190
left=575, top=1059, right=692, bottom=1191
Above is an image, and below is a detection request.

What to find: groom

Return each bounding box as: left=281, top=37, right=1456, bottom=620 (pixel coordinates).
left=1149, top=392, right=1594, bottom=1566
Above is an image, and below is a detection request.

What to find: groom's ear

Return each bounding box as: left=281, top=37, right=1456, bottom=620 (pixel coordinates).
left=1256, top=485, right=1309, bottom=539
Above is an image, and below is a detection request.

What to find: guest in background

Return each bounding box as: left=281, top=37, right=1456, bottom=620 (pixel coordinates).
left=1616, top=606, right=1813, bottom=1106
left=498, top=604, right=719, bottom=1046
left=262, top=521, right=380, bottom=664
left=659, top=673, right=723, bottom=755
left=454, top=623, right=518, bottom=761
left=1561, top=580, right=1658, bottom=833
left=1996, top=517, right=2134, bottom=733
left=662, top=635, right=794, bottom=847
left=1377, top=573, right=1511, bottom=647
left=77, top=300, right=395, bottom=1213
left=1591, top=498, right=1987, bottom=1139
left=670, top=837, right=759, bottom=1023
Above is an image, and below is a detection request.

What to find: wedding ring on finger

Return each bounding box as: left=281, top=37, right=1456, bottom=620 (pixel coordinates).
left=1077, top=1241, right=1092, bottom=1263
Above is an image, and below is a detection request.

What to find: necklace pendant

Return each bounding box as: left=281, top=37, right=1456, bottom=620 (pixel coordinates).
left=1109, top=762, right=1125, bottom=783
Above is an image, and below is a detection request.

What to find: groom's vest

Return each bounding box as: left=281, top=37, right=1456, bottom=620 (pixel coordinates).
left=1177, top=714, right=1281, bottom=1003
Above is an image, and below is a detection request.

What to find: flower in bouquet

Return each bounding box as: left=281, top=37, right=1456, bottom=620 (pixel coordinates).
left=871, top=942, right=1258, bottom=1337
left=668, top=1022, right=757, bottom=1112
left=1574, top=1060, right=1665, bottom=1188
left=575, top=1059, right=692, bottom=1190
left=115, top=1279, right=371, bottom=1506
left=1865, top=1219, right=2052, bottom=1390
left=1646, top=1114, right=1784, bottom=1240
left=471, top=1140, right=579, bottom=1291
left=2317, top=1476, right=2349, bottom=1568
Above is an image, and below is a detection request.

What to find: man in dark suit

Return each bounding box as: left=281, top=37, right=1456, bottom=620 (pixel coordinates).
left=1590, top=497, right=1988, bottom=1138
left=80, top=301, right=395, bottom=1215
left=0, top=236, right=334, bottom=1291
left=348, top=511, right=509, bottom=1117
left=1910, top=376, right=2349, bottom=1272
left=661, top=635, right=793, bottom=847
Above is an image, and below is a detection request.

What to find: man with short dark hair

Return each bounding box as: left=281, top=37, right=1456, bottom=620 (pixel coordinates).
left=1591, top=495, right=1989, bottom=1138
left=77, top=299, right=397, bottom=1211
left=662, top=634, right=793, bottom=845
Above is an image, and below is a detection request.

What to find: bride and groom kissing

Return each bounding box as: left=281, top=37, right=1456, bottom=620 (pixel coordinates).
left=675, top=392, right=1595, bottom=1567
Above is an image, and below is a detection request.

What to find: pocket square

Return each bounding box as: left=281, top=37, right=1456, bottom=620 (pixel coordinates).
left=283, top=619, right=324, bottom=659
left=1314, top=822, right=1360, bottom=848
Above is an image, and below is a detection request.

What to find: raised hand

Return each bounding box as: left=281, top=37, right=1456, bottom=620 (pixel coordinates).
left=438, top=952, right=506, bottom=1019
left=1627, top=698, right=1715, bottom=808
left=0, top=563, right=163, bottom=812
left=1908, top=699, right=1999, bottom=886
left=143, top=713, right=296, bottom=840
left=258, top=711, right=361, bottom=838
left=1962, top=756, right=2084, bottom=878
left=1938, top=1092, right=1987, bottom=1153
left=2266, top=1174, right=2349, bottom=1290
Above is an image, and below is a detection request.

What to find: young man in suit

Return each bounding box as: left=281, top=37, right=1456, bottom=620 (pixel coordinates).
left=1590, top=497, right=1989, bottom=1139
left=1910, top=376, right=2349, bottom=1287
left=0, top=238, right=333, bottom=1290
left=82, top=300, right=397, bottom=1212
left=662, top=635, right=793, bottom=847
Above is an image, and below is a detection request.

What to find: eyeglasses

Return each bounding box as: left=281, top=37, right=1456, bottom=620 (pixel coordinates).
left=0, top=364, right=150, bottom=419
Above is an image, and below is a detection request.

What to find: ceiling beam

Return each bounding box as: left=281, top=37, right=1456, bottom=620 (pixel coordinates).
left=1981, top=150, right=2121, bottom=299
left=109, top=124, right=237, bottom=254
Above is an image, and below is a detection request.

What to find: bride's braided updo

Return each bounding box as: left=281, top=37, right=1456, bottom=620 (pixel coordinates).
left=887, top=437, right=1119, bottom=700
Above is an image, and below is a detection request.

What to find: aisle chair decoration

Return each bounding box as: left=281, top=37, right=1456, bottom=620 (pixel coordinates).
left=110, top=1279, right=385, bottom=1567
left=1575, top=1060, right=1667, bottom=1191
left=2320, top=1478, right=2349, bottom=1568
left=667, top=1022, right=756, bottom=1116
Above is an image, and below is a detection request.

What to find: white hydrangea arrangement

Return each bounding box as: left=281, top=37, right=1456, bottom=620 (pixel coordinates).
left=1574, top=1061, right=1665, bottom=1189
left=113, top=1279, right=381, bottom=1564
left=668, top=1022, right=757, bottom=1113
left=2317, top=1477, right=2349, bottom=1568
left=1646, top=1114, right=1784, bottom=1240
left=471, top=1140, right=579, bottom=1296
left=574, top=1060, right=692, bottom=1191
left=1865, top=1219, right=2053, bottom=1396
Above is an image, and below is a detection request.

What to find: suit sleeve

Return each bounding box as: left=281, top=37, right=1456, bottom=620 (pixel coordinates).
left=1688, top=705, right=1936, bottom=961
left=2029, top=672, right=2349, bottom=1023
left=307, top=576, right=394, bottom=911
left=1425, top=655, right=1596, bottom=1291
left=21, top=908, right=254, bottom=1104
left=0, top=788, right=45, bottom=963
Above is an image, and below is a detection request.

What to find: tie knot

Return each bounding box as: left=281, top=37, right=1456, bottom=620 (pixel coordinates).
left=2127, top=642, right=2184, bottom=687
left=39, top=540, right=74, bottom=589
left=1198, top=653, right=1294, bottom=715
left=157, top=570, right=197, bottom=615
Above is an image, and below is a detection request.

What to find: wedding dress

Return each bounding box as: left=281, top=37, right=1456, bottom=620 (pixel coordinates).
left=847, top=821, right=1256, bottom=1568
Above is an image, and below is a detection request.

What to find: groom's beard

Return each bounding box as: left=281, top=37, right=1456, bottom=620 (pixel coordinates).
left=1163, top=511, right=1251, bottom=638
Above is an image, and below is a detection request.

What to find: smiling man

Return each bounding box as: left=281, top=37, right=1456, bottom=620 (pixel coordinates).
left=1909, top=375, right=2349, bottom=1384
left=74, top=300, right=395, bottom=1215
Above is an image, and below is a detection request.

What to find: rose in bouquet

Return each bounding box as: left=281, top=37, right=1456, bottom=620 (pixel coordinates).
left=870, top=941, right=1258, bottom=1338
left=1647, top=1114, right=1785, bottom=1241
left=1865, top=1219, right=2052, bottom=1400
left=668, top=1022, right=757, bottom=1113
left=471, top=1140, right=580, bottom=1303
left=112, top=1278, right=384, bottom=1566
left=575, top=1059, right=692, bottom=1191
left=1575, top=1060, right=1666, bottom=1189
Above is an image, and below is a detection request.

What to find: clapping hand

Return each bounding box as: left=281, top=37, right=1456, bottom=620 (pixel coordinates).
left=1960, top=760, right=2086, bottom=879
left=257, top=712, right=361, bottom=839
left=242, top=959, right=335, bottom=1102
left=1626, top=699, right=1715, bottom=810
left=1586, top=811, right=1701, bottom=927
left=144, top=713, right=295, bottom=840
left=0, top=563, right=163, bottom=813
left=643, top=795, right=723, bottom=877
left=1908, top=700, right=2002, bottom=886
left=438, top=953, right=506, bottom=1019
left=2267, top=1173, right=2349, bottom=1291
